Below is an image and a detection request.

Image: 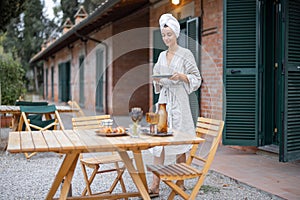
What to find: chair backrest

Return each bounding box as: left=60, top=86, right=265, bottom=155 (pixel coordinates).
left=20, top=105, right=56, bottom=114
left=72, top=115, right=111, bottom=130
left=187, top=117, right=224, bottom=175
left=68, top=100, right=85, bottom=117
left=18, top=105, right=64, bottom=131
left=15, top=100, right=48, bottom=106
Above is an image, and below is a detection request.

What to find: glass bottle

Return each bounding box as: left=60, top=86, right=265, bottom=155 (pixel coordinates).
left=157, top=103, right=168, bottom=133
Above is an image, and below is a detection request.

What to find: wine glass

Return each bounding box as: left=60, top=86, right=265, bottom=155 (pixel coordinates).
left=146, top=112, right=159, bottom=135
left=129, top=107, right=143, bottom=137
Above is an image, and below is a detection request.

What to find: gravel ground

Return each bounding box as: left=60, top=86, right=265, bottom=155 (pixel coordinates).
left=0, top=151, right=282, bottom=200
left=0, top=132, right=281, bottom=200
left=0, top=126, right=283, bottom=200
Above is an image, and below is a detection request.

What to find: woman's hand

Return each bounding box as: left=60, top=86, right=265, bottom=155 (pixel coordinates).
left=153, top=78, right=161, bottom=82
left=170, top=72, right=189, bottom=83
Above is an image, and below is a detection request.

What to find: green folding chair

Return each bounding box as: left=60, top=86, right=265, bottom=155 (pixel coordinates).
left=12, top=101, right=48, bottom=130
left=18, top=105, right=65, bottom=159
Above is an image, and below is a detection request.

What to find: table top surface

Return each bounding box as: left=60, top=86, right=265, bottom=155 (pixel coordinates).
left=7, top=129, right=205, bottom=153
left=0, top=105, right=78, bottom=114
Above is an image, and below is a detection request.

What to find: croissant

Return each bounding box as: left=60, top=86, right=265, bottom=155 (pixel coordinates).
left=113, top=126, right=126, bottom=133
left=99, top=127, right=113, bottom=133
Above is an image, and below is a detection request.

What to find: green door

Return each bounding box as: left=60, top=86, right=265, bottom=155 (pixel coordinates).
left=45, top=68, right=48, bottom=99
left=279, top=0, right=300, bottom=162
left=223, top=0, right=260, bottom=146
left=58, top=61, right=71, bottom=102
left=79, top=56, right=85, bottom=106
left=96, top=49, right=104, bottom=112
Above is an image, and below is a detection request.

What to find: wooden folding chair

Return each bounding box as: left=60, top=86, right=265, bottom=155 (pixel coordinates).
left=18, top=105, right=65, bottom=159
left=67, top=100, right=85, bottom=117
left=11, top=100, right=48, bottom=130
left=72, top=115, right=127, bottom=197
left=147, top=117, right=224, bottom=200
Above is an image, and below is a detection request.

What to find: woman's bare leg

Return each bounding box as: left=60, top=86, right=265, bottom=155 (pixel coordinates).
left=150, top=148, right=165, bottom=193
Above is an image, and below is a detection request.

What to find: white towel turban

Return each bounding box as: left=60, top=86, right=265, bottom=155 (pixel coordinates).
left=159, top=13, right=180, bottom=38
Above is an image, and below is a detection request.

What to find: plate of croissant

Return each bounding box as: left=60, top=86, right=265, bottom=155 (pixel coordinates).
left=95, top=126, right=128, bottom=137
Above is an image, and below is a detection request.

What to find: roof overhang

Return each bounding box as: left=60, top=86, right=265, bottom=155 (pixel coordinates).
left=30, top=0, right=149, bottom=64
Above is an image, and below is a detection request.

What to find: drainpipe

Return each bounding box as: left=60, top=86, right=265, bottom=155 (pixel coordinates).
left=75, top=31, right=109, bottom=114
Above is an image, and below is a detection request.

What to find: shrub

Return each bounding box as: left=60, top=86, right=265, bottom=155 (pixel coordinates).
left=0, top=55, right=26, bottom=105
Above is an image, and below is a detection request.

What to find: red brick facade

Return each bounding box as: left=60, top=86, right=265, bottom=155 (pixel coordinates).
left=43, top=0, right=223, bottom=119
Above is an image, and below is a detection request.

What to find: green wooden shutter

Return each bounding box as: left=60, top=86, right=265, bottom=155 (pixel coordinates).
left=45, top=68, right=48, bottom=99
left=58, top=63, right=63, bottom=101
left=65, top=61, right=71, bottom=102
left=79, top=56, right=85, bottom=106
left=187, top=17, right=201, bottom=126
left=96, top=49, right=104, bottom=112
left=280, top=0, right=300, bottom=162
left=187, top=17, right=200, bottom=65
left=223, top=0, right=259, bottom=146
left=51, top=66, right=54, bottom=100
left=152, top=29, right=167, bottom=106
left=58, top=62, right=71, bottom=102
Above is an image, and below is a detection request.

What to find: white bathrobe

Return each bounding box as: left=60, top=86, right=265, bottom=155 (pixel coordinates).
left=150, top=46, right=202, bottom=157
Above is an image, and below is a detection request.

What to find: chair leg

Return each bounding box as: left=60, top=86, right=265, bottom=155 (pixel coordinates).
left=107, top=165, right=126, bottom=194
left=165, top=180, right=189, bottom=200
left=81, top=163, right=99, bottom=196
left=118, top=168, right=128, bottom=200
left=189, top=176, right=205, bottom=199
left=24, top=152, right=37, bottom=159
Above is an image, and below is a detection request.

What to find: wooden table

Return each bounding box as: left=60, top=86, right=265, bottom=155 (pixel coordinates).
left=0, top=105, right=79, bottom=130
left=7, top=129, right=205, bottom=200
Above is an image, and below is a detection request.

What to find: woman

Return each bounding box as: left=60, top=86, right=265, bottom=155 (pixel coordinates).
left=149, top=13, right=202, bottom=196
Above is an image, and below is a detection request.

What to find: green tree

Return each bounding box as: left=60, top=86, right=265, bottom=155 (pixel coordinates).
left=0, top=41, right=26, bottom=105
left=2, top=0, right=58, bottom=92
left=60, top=0, right=79, bottom=23
left=82, top=0, right=103, bottom=14
left=54, top=0, right=107, bottom=25
left=0, top=0, right=27, bottom=32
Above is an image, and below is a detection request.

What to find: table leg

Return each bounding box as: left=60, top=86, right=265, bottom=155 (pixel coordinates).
left=46, top=151, right=80, bottom=200
left=12, top=114, right=20, bottom=131
left=133, top=151, right=148, bottom=191
left=118, top=151, right=150, bottom=200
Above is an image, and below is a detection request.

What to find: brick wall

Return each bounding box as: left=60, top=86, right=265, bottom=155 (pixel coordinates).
left=111, top=7, right=150, bottom=115
left=200, top=0, right=223, bottom=120
left=43, top=1, right=223, bottom=118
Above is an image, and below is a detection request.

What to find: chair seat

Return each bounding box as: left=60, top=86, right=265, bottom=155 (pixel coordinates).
left=72, top=115, right=128, bottom=196
left=147, top=163, right=202, bottom=180
left=147, top=117, right=224, bottom=200
left=81, top=154, right=123, bottom=166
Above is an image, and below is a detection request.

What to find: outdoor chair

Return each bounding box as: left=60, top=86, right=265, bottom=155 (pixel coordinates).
left=147, top=117, right=224, bottom=200
left=72, top=115, right=127, bottom=197
left=11, top=100, right=49, bottom=130
left=18, top=104, right=65, bottom=159
left=67, top=100, right=85, bottom=117
left=15, top=100, right=48, bottom=106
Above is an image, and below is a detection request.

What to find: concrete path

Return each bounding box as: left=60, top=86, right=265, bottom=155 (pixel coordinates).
left=211, top=145, right=300, bottom=200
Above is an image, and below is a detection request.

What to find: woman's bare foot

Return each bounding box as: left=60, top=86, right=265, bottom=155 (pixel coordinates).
left=149, top=186, right=159, bottom=198
left=149, top=184, right=159, bottom=194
